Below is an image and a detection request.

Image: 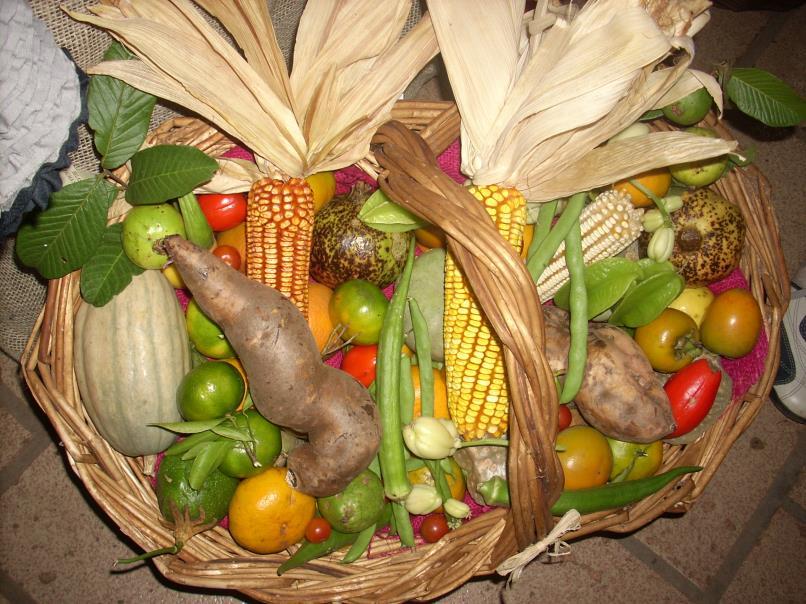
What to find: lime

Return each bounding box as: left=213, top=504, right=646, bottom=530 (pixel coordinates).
left=177, top=361, right=245, bottom=421
left=186, top=298, right=235, bottom=359
left=156, top=454, right=238, bottom=524
left=329, top=279, right=389, bottom=345
left=316, top=469, right=385, bottom=533
left=219, top=409, right=282, bottom=478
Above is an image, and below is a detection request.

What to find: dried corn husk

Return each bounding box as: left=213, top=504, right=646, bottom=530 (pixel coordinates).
left=427, top=0, right=736, bottom=201
left=68, top=0, right=437, bottom=180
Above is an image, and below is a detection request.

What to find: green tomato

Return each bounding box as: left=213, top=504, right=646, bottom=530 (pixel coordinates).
left=123, top=204, right=186, bottom=269
left=329, top=280, right=389, bottom=345
left=662, top=87, right=713, bottom=126
left=669, top=127, right=729, bottom=187
left=606, top=438, right=663, bottom=482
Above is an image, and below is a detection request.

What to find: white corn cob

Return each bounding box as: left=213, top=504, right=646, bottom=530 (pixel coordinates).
left=537, top=190, right=643, bottom=300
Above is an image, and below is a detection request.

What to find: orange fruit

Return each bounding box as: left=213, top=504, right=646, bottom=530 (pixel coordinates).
left=613, top=167, right=672, bottom=208
left=215, top=223, right=246, bottom=273
left=407, top=457, right=466, bottom=510
left=228, top=467, right=316, bottom=554
left=222, top=358, right=249, bottom=409
left=411, top=365, right=450, bottom=420
left=555, top=425, right=613, bottom=491
left=307, top=281, right=339, bottom=352
left=414, top=224, right=447, bottom=249
left=177, top=360, right=245, bottom=421
left=305, top=171, right=337, bottom=213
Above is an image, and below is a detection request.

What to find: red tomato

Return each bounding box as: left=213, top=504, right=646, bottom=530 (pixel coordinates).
left=341, top=344, right=378, bottom=387
left=634, top=308, right=701, bottom=373
left=664, top=358, right=722, bottom=438
left=558, top=405, right=572, bottom=431
left=700, top=288, right=762, bottom=358
left=212, top=245, right=242, bottom=271
left=304, top=517, right=332, bottom=544
left=420, top=514, right=449, bottom=543
left=198, top=193, right=247, bottom=231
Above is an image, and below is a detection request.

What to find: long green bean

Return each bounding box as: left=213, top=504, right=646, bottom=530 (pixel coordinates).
left=525, top=199, right=558, bottom=266
left=526, top=192, right=587, bottom=283
left=560, top=218, right=587, bottom=404
left=399, top=354, right=414, bottom=426
left=408, top=298, right=434, bottom=417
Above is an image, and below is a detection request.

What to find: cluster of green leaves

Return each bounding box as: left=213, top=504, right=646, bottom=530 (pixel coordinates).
left=16, top=42, right=217, bottom=307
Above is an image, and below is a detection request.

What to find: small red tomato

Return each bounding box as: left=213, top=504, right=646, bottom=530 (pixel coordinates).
left=212, top=244, right=242, bottom=271
left=197, top=193, right=247, bottom=231
left=341, top=344, right=378, bottom=387
left=558, top=404, right=572, bottom=431
left=304, top=517, right=332, bottom=544
left=420, top=514, right=449, bottom=544
left=664, top=357, right=723, bottom=438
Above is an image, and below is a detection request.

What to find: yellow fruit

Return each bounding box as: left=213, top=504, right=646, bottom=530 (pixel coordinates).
left=614, top=168, right=672, bottom=208
left=411, top=365, right=450, bottom=420
left=407, top=457, right=466, bottom=509
left=161, top=264, right=185, bottom=289
left=414, top=224, right=447, bottom=249
left=668, top=286, right=715, bottom=328
left=307, top=281, right=339, bottom=353
left=521, top=223, right=534, bottom=260
left=305, top=171, right=337, bottom=213
left=228, top=467, right=316, bottom=554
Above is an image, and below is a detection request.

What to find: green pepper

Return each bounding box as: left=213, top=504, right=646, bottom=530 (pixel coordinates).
left=550, top=466, right=702, bottom=515
left=477, top=476, right=510, bottom=507
left=608, top=270, right=684, bottom=327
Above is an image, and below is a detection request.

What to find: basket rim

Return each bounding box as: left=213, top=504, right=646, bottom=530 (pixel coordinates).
left=20, top=100, right=791, bottom=603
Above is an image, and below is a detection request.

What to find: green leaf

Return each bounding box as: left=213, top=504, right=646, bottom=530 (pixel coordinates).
left=88, top=42, right=157, bottom=169
left=211, top=425, right=252, bottom=441
left=126, top=145, right=219, bottom=205
left=358, top=189, right=428, bottom=232
left=149, top=418, right=226, bottom=434
left=189, top=440, right=233, bottom=490
left=79, top=223, right=144, bottom=307
left=726, top=68, right=806, bottom=127
left=16, top=177, right=117, bottom=279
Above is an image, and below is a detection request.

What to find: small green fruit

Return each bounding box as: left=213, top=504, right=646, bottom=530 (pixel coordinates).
left=670, top=127, right=729, bottom=187
left=122, top=204, right=186, bottom=269
left=662, top=87, right=713, bottom=126
left=317, top=469, right=385, bottom=533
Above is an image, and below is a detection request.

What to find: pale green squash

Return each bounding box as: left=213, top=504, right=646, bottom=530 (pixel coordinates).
left=74, top=270, right=190, bottom=456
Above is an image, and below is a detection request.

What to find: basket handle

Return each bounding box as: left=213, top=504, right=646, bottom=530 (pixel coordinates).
left=373, top=121, right=563, bottom=549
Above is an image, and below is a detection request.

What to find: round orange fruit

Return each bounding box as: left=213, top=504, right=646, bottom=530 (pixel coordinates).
left=411, top=365, right=450, bottom=420
left=307, top=281, right=339, bottom=353
left=613, top=167, right=672, bottom=208
left=228, top=467, right=316, bottom=554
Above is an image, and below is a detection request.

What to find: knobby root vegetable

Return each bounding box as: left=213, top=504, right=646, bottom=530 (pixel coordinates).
left=544, top=305, right=675, bottom=442
left=158, top=236, right=380, bottom=497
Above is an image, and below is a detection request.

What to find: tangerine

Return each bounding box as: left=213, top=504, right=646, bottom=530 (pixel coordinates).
left=305, top=171, right=337, bottom=213
left=411, top=365, right=450, bottom=420
left=556, top=425, right=613, bottom=491
left=307, top=281, right=339, bottom=352
left=613, top=167, right=672, bottom=208
left=228, top=468, right=316, bottom=554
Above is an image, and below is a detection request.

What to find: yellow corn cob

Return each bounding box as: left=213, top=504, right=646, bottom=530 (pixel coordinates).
left=246, top=177, right=315, bottom=317
left=444, top=184, right=526, bottom=440
left=536, top=189, right=643, bottom=300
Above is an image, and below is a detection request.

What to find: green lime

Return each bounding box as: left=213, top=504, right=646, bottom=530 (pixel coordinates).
left=329, top=279, right=389, bottom=345
left=177, top=361, right=245, bottom=421
left=156, top=454, right=238, bottom=523
left=316, top=469, right=385, bottom=533
left=186, top=298, right=235, bottom=359
left=219, top=409, right=282, bottom=478
left=662, top=87, right=713, bottom=126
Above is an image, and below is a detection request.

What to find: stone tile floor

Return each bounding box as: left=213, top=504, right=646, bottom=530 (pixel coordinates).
left=1, top=4, right=804, bottom=603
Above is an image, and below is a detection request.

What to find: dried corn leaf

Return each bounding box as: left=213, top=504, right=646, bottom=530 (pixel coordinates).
left=428, top=0, right=731, bottom=202
left=69, top=0, right=436, bottom=178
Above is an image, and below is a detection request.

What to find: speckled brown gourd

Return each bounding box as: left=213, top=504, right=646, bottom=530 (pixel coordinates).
left=669, top=189, right=745, bottom=286
left=309, top=181, right=412, bottom=288
left=158, top=236, right=381, bottom=497
left=543, top=306, right=675, bottom=443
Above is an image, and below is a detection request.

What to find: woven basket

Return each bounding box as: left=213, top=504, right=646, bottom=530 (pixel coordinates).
left=21, top=99, right=789, bottom=603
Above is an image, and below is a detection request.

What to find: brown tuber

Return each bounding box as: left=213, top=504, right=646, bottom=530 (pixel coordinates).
left=157, top=236, right=381, bottom=497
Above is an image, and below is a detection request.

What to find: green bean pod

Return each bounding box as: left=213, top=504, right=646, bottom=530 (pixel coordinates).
left=277, top=529, right=359, bottom=575
left=527, top=192, right=587, bottom=283
left=608, top=270, right=685, bottom=328
left=376, top=240, right=416, bottom=502
left=341, top=503, right=392, bottom=564
left=399, top=354, right=414, bottom=426
left=409, top=298, right=434, bottom=417
left=560, top=219, right=587, bottom=403
left=550, top=466, right=702, bottom=515
left=525, top=199, right=558, bottom=266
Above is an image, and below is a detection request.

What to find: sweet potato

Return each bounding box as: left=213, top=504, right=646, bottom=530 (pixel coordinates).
left=544, top=305, right=675, bottom=443
left=158, top=236, right=381, bottom=497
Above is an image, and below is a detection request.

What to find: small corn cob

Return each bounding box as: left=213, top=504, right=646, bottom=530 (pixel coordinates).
left=246, top=177, right=315, bottom=317
left=444, top=184, right=526, bottom=440
left=536, top=189, right=643, bottom=300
